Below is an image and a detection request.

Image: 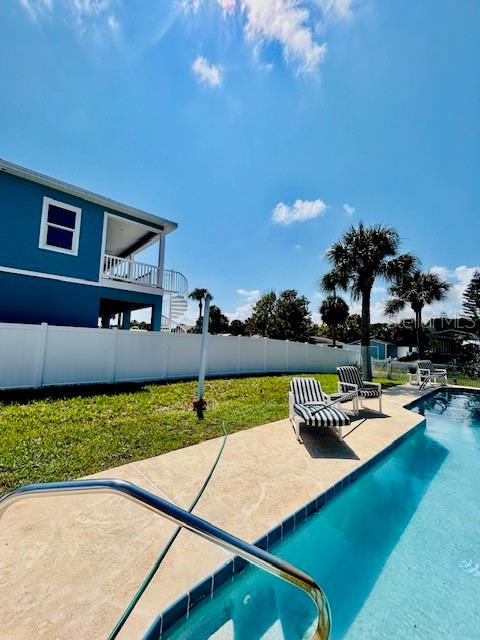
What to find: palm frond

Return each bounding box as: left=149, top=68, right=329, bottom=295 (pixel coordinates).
left=384, top=297, right=407, bottom=317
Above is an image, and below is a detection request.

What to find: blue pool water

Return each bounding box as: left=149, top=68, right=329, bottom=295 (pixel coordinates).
left=165, top=389, right=480, bottom=639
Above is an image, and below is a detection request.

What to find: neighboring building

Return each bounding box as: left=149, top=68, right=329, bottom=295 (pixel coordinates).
left=429, top=328, right=480, bottom=358
left=0, top=158, right=187, bottom=331
left=348, top=337, right=399, bottom=359
left=311, top=336, right=346, bottom=348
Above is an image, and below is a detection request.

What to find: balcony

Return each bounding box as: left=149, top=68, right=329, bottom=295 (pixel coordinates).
left=102, top=254, right=187, bottom=296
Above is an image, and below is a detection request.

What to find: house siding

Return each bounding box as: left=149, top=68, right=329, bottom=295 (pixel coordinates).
left=387, top=344, right=398, bottom=358
left=0, top=272, right=163, bottom=328
left=0, top=171, right=160, bottom=282
left=370, top=341, right=387, bottom=359
left=0, top=171, right=106, bottom=281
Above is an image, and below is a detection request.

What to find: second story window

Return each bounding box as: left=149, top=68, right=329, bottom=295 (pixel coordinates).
left=39, top=197, right=82, bottom=255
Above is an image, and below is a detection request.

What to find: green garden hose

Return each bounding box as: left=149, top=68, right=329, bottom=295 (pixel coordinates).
left=107, top=424, right=228, bottom=640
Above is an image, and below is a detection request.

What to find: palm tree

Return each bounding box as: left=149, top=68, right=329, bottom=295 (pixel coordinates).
left=188, top=288, right=212, bottom=327
left=385, top=269, right=450, bottom=357
left=322, top=222, right=416, bottom=380
left=320, top=295, right=349, bottom=346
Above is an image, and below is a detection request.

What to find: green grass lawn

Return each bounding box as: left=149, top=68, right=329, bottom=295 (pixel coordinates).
left=0, top=374, right=402, bottom=494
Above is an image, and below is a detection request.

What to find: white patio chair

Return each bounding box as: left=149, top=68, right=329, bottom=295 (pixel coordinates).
left=288, top=377, right=356, bottom=443
left=337, top=366, right=383, bottom=414
left=409, top=360, right=448, bottom=388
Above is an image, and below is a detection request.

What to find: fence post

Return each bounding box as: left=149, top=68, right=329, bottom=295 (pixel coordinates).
left=237, top=336, right=241, bottom=374
left=109, top=328, right=119, bottom=384
left=387, top=357, right=392, bottom=379
left=34, top=322, right=49, bottom=388
left=165, top=331, right=172, bottom=380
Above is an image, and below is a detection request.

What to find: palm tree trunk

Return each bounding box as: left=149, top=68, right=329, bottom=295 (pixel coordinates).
left=416, top=310, right=424, bottom=357
left=361, top=288, right=372, bottom=380
left=332, top=289, right=337, bottom=347
left=198, top=300, right=203, bottom=325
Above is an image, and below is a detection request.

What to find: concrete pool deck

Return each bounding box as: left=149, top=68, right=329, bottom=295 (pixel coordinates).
left=0, top=384, right=437, bottom=640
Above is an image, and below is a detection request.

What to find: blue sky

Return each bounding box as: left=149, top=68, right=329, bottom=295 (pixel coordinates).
left=1, top=0, right=479, bottom=325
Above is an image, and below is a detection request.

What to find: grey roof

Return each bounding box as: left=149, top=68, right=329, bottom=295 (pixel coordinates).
left=0, top=158, right=178, bottom=234
left=349, top=336, right=394, bottom=345
left=311, top=336, right=346, bottom=346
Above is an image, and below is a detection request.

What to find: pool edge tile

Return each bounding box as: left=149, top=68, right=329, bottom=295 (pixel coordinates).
left=152, top=414, right=428, bottom=638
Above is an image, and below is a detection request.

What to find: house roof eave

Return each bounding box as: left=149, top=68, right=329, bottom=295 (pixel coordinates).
left=0, top=158, right=178, bottom=235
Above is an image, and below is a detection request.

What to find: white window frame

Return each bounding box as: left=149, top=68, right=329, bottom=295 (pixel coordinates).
left=39, top=197, right=82, bottom=256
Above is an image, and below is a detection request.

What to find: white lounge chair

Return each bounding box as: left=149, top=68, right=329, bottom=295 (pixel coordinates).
left=337, top=366, right=383, bottom=414
left=288, top=377, right=355, bottom=443
left=409, top=360, right=448, bottom=388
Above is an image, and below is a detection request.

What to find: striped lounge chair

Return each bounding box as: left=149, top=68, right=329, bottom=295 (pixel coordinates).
left=289, top=377, right=352, bottom=443
left=410, top=360, right=448, bottom=389
left=337, top=366, right=383, bottom=414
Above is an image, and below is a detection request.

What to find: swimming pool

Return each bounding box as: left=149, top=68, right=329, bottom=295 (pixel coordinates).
left=158, top=389, right=480, bottom=639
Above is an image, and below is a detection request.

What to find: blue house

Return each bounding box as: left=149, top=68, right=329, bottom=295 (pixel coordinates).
left=349, top=337, right=398, bottom=360
left=0, top=159, right=188, bottom=331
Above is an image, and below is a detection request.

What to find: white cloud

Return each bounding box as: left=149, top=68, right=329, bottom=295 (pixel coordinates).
left=226, top=288, right=261, bottom=320
left=242, top=0, right=327, bottom=74
left=17, top=0, right=119, bottom=36
left=427, top=265, right=478, bottom=319
left=192, top=55, right=222, bottom=87
left=318, top=0, right=355, bottom=21
left=259, top=62, right=274, bottom=73
left=70, top=0, right=117, bottom=35
left=19, top=0, right=52, bottom=21
left=217, top=0, right=236, bottom=12
left=294, top=244, right=302, bottom=250
left=272, top=198, right=327, bottom=225
left=184, top=0, right=329, bottom=74
left=349, top=299, right=391, bottom=324
left=107, top=13, right=120, bottom=32
left=430, top=265, right=453, bottom=281
left=343, top=202, right=355, bottom=216
left=362, top=265, right=480, bottom=325
left=237, top=288, right=260, bottom=301
left=72, top=0, right=111, bottom=17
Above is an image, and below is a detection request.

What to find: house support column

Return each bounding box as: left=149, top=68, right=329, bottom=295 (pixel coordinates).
left=158, top=233, right=166, bottom=286
left=151, top=299, right=163, bottom=332
left=101, top=315, right=111, bottom=329
left=121, top=311, right=131, bottom=331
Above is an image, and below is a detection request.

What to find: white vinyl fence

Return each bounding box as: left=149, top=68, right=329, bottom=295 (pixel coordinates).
left=0, top=322, right=360, bottom=390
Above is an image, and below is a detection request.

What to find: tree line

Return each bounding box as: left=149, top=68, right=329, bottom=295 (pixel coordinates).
left=188, top=287, right=315, bottom=341
left=189, top=223, right=480, bottom=380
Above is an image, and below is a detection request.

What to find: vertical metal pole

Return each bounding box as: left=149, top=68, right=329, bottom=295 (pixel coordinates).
left=197, top=295, right=211, bottom=402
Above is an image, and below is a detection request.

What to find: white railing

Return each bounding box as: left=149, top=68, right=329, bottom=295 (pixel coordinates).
left=102, top=254, right=187, bottom=295
left=103, top=254, right=161, bottom=287
left=162, top=268, right=188, bottom=296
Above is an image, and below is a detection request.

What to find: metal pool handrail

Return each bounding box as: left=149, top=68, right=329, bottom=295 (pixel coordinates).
left=0, top=479, right=331, bottom=640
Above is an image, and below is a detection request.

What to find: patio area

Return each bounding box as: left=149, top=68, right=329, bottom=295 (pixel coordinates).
left=0, top=384, right=435, bottom=640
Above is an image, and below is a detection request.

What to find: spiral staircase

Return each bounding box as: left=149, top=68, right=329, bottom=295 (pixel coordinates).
left=161, top=276, right=189, bottom=333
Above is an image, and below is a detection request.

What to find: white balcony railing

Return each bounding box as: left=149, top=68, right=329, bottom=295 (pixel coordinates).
left=102, top=254, right=187, bottom=296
